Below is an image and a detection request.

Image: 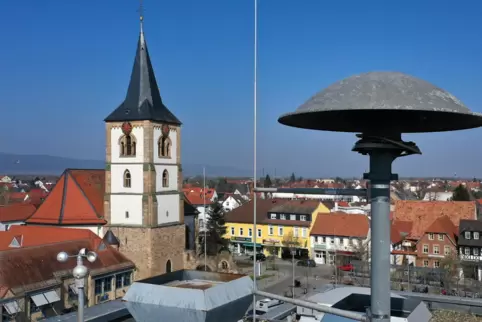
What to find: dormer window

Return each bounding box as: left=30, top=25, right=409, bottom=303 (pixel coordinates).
left=280, top=214, right=286, bottom=220
left=270, top=213, right=276, bottom=219
left=428, top=233, right=434, bottom=240
left=465, top=231, right=471, bottom=240
left=9, top=235, right=22, bottom=248
left=475, top=232, right=480, bottom=240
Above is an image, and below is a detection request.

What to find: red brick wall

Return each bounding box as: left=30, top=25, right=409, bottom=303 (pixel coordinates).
left=415, top=232, right=456, bottom=268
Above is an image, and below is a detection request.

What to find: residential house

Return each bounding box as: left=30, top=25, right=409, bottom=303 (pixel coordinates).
left=183, top=188, right=217, bottom=231
left=390, top=200, right=475, bottom=268
left=0, top=204, right=37, bottom=231
left=224, top=199, right=330, bottom=257
left=221, top=194, right=245, bottom=212
left=458, top=219, right=482, bottom=281
left=0, top=226, right=134, bottom=321
left=310, top=213, right=370, bottom=265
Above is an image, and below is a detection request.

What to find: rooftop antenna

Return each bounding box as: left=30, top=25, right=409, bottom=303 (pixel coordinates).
left=252, top=0, right=258, bottom=321
left=278, top=71, right=482, bottom=322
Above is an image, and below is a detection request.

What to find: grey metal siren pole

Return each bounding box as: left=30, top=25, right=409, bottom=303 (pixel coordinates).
left=57, top=248, right=97, bottom=322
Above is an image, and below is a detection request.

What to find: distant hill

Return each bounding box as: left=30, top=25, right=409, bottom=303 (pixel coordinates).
left=0, top=152, right=250, bottom=177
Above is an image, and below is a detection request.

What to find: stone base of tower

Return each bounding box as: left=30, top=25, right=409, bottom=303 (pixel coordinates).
left=105, top=224, right=186, bottom=281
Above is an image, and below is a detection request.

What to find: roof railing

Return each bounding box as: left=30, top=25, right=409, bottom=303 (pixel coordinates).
left=254, top=290, right=368, bottom=321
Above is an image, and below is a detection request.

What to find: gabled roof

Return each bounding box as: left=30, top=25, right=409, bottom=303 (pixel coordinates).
left=26, top=169, right=106, bottom=225
left=310, top=213, right=369, bottom=238
left=424, top=215, right=458, bottom=244
left=104, top=27, right=181, bottom=125
left=393, top=200, right=476, bottom=238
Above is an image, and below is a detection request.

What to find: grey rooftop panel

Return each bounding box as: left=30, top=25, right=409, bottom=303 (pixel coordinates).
left=123, top=270, right=253, bottom=322
left=278, top=71, right=482, bottom=133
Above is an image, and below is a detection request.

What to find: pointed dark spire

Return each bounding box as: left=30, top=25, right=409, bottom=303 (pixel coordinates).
left=102, top=230, right=120, bottom=246
left=104, top=11, right=181, bottom=124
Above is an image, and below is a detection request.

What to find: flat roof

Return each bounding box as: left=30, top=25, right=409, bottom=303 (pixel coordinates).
left=164, top=279, right=224, bottom=290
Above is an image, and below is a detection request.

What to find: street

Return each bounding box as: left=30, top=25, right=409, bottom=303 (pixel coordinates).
left=235, top=256, right=334, bottom=298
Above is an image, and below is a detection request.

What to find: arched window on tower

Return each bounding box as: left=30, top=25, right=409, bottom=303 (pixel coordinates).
left=166, top=259, right=172, bottom=273
left=120, top=135, right=137, bottom=157
left=162, top=170, right=169, bottom=187
left=124, top=170, right=131, bottom=188
left=158, top=137, right=172, bottom=158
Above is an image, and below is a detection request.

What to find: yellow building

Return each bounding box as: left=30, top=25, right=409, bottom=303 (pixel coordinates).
left=224, top=199, right=330, bottom=258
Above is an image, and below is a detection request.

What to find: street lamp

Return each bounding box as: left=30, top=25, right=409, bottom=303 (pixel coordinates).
left=57, top=248, right=97, bottom=322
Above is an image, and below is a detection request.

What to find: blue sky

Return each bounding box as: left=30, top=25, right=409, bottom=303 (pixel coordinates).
left=1, top=0, right=482, bottom=177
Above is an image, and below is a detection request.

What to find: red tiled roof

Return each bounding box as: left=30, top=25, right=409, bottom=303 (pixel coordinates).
left=393, top=200, right=476, bottom=238
left=0, top=226, right=95, bottom=251
left=0, top=204, right=37, bottom=223
left=184, top=188, right=216, bottom=205
left=425, top=215, right=458, bottom=243
left=391, top=220, right=413, bottom=244
left=26, top=169, right=106, bottom=225
left=311, top=213, right=369, bottom=238
left=0, top=227, right=134, bottom=294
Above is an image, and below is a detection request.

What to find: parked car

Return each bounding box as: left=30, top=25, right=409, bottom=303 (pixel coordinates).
left=338, top=263, right=354, bottom=272
left=296, top=259, right=316, bottom=267
left=249, top=253, right=267, bottom=261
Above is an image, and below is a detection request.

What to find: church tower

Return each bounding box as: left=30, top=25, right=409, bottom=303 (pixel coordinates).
left=103, top=13, right=185, bottom=280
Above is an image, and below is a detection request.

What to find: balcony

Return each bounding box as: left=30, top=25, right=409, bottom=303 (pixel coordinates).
left=313, top=244, right=327, bottom=250
left=460, top=254, right=482, bottom=262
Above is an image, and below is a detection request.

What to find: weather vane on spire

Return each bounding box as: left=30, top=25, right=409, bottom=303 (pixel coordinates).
left=138, top=0, right=144, bottom=31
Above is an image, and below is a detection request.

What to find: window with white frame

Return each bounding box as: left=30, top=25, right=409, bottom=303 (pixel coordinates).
left=230, top=227, right=234, bottom=235
left=280, top=214, right=286, bottom=220
left=278, top=226, right=284, bottom=236
left=268, top=225, right=273, bottom=235
left=433, top=261, right=440, bottom=268
left=300, top=215, right=307, bottom=221
left=290, top=215, right=296, bottom=220
left=444, top=246, right=451, bottom=256
left=423, top=245, right=429, bottom=254
left=475, top=232, right=480, bottom=240
left=428, top=233, right=434, bottom=240
left=293, top=227, right=299, bottom=237
left=423, top=260, right=429, bottom=267
left=474, top=248, right=479, bottom=256
left=302, top=228, right=307, bottom=238
left=248, top=228, right=253, bottom=237
left=319, top=236, right=325, bottom=243
left=433, top=245, right=440, bottom=255
left=239, top=228, right=244, bottom=236
left=438, top=234, right=444, bottom=241
left=465, top=247, right=470, bottom=255
left=257, top=229, right=262, bottom=238
left=270, top=213, right=276, bottom=219
left=465, top=231, right=471, bottom=239
left=330, top=238, right=334, bottom=244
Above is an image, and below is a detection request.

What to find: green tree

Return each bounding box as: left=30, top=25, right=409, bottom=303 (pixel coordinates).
left=452, top=184, right=471, bottom=201
left=290, top=173, right=296, bottom=183
left=201, top=203, right=228, bottom=256
left=264, top=174, right=272, bottom=188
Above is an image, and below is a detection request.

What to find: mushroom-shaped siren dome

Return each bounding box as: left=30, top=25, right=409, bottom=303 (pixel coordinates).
left=278, top=71, right=482, bottom=133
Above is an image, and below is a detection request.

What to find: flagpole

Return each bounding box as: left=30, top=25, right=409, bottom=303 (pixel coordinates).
left=204, top=167, right=207, bottom=271
left=252, top=0, right=258, bottom=320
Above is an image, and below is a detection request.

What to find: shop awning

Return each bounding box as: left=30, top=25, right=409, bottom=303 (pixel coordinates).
left=3, top=301, right=20, bottom=314
left=241, top=242, right=262, bottom=248
left=31, top=290, right=61, bottom=307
